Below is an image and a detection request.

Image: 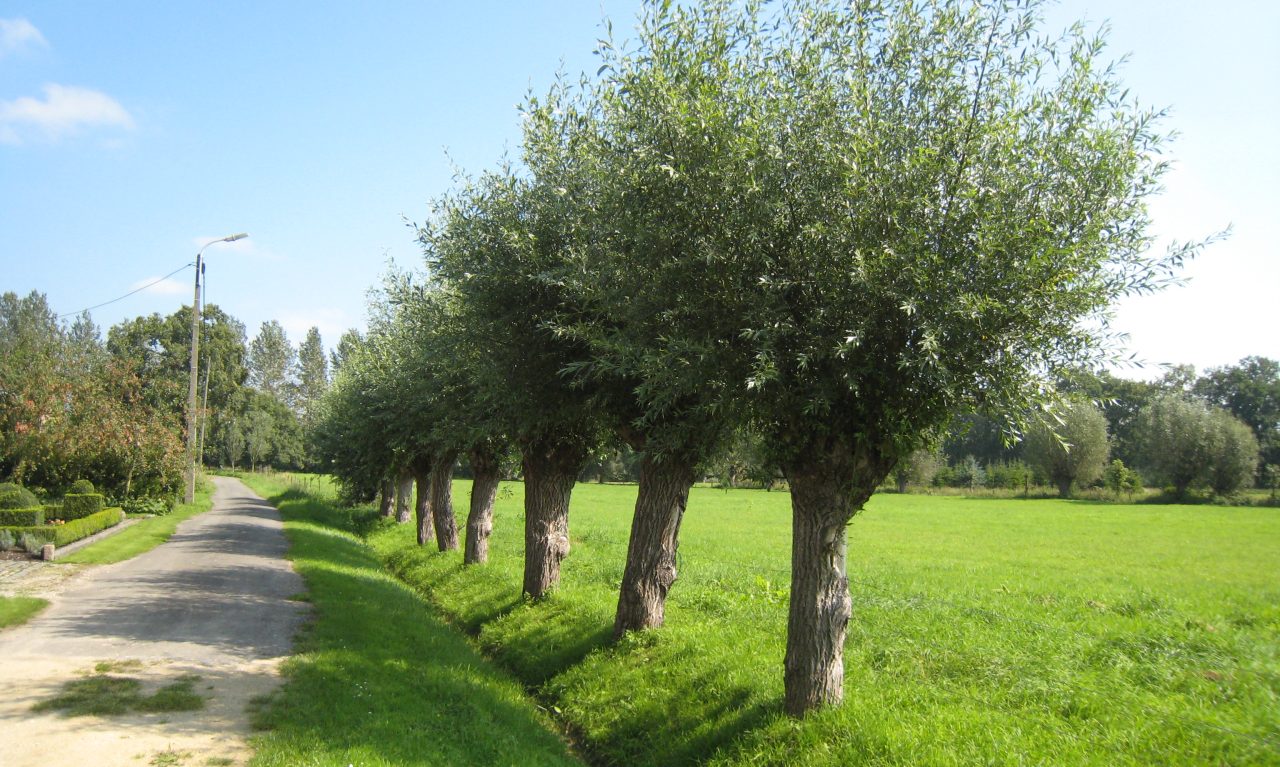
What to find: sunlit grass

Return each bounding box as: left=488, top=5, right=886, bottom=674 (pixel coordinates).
left=363, top=480, right=1280, bottom=767
left=0, top=596, right=49, bottom=629
left=58, top=479, right=215, bottom=565
left=237, top=474, right=580, bottom=767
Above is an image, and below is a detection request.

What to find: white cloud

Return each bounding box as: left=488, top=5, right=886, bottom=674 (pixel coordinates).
left=0, top=83, right=134, bottom=144
left=0, top=18, right=46, bottom=57
left=131, top=276, right=188, bottom=297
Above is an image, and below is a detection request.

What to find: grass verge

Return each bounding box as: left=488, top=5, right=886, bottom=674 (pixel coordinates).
left=0, top=595, right=49, bottom=629
left=235, top=474, right=581, bottom=767
left=58, top=479, right=214, bottom=565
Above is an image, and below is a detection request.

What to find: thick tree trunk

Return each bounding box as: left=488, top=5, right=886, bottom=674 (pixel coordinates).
left=413, top=459, right=434, bottom=546
left=396, top=471, right=414, bottom=524
left=1056, top=477, right=1073, bottom=498
left=378, top=477, right=395, bottom=518
left=521, top=437, right=586, bottom=599
left=430, top=452, right=459, bottom=552
left=465, top=446, right=500, bottom=565
left=614, top=454, right=696, bottom=638
left=782, top=440, right=883, bottom=717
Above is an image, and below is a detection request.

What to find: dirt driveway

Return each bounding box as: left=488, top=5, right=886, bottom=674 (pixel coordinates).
left=0, top=476, right=307, bottom=767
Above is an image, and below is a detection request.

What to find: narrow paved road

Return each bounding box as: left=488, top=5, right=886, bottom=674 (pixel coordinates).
left=0, top=476, right=307, bottom=767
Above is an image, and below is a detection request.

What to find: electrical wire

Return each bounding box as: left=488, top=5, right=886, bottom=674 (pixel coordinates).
left=58, top=262, right=194, bottom=318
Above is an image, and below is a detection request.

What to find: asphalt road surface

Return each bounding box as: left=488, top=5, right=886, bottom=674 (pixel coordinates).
left=0, top=475, right=308, bottom=767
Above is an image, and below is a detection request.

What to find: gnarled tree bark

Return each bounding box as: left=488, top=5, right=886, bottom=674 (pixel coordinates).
left=613, top=453, right=695, bottom=638
left=395, top=470, right=414, bottom=524
left=465, top=445, right=501, bottom=565
left=521, top=436, right=586, bottom=598
left=378, top=477, right=395, bottom=518
left=782, top=437, right=885, bottom=717
left=430, top=451, right=460, bottom=552
left=411, top=455, right=434, bottom=546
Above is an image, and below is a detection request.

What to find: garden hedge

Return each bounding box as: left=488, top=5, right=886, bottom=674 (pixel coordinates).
left=0, top=507, right=44, bottom=526
left=62, top=493, right=104, bottom=521
left=0, top=485, right=39, bottom=509
left=0, top=507, right=123, bottom=549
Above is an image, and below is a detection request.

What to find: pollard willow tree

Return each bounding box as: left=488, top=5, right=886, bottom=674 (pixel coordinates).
left=537, top=5, right=768, bottom=636
left=662, top=0, right=1207, bottom=715
left=311, top=328, right=401, bottom=506
left=386, top=278, right=509, bottom=562
left=418, top=169, right=606, bottom=596
left=1023, top=397, right=1110, bottom=497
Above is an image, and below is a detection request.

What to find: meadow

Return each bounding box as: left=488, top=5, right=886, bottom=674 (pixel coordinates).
left=250, top=474, right=1280, bottom=766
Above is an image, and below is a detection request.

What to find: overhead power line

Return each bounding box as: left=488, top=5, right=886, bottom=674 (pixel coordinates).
left=58, top=262, right=194, bottom=319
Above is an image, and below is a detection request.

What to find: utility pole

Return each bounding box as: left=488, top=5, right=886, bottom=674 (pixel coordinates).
left=186, top=233, right=247, bottom=503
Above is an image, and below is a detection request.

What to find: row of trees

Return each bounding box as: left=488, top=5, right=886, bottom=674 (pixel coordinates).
left=314, top=0, right=1204, bottom=715
left=0, top=289, right=336, bottom=497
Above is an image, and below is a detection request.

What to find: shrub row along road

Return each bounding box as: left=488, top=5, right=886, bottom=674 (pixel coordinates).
left=0, top=476, right=306, bottom=767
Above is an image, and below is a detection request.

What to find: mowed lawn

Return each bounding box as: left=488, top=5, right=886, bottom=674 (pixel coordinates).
left=358, top=480, right=1278, bottom=767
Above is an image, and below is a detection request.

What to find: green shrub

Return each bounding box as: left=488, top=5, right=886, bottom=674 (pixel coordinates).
left=122, top=496, right=174, bottom=516
left=0, top=485, right=39, bottom=509
left=53, top=508, right=123, bottom=546
left=63, top=493, right=104, bottom=521
left=69, top=479, right=96, bottom=494
left=0, top=508, right=123, bottom=550
left=0, top=529, right=14, bottom=549
left=0, top=507, right=44, bottom=526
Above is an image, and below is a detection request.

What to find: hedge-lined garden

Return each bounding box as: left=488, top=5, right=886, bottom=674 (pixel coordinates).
left=0, top=480, right=126, bottom=555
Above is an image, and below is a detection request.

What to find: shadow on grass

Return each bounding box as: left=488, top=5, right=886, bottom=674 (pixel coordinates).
left=252, top=506, right=579, bottom=767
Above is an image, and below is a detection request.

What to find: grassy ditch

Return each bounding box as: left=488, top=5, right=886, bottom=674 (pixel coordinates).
left=0, top=596, right=49, bottom=629
left=58, top=479, right=214, bottom=565
left=236, top=474, right=581, bottom=767
left=365, top=480, right=1279, bottom=767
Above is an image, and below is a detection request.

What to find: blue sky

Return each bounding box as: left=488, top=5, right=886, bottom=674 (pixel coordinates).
left=2, top=1, right=1277, bottom=378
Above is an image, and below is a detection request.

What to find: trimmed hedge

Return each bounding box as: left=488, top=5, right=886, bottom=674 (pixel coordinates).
left=62, top=493, right=104, bottom=521
left=0, top=485, right=39, bottom=509
left=0, top=507, right=44, bottom=526
left=69, top=479, right=95, bottom=494
left=0, top=507, right=123, bottom=549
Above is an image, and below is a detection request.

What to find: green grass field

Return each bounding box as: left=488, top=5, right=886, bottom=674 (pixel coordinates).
left=246, top=474, right=1279, bottom=766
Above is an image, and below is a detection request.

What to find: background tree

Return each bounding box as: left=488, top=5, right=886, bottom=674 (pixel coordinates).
left=1194, top=356, right=1279, bottom=478
left=1024, top=399, right=1110, bottom=498
left=892, top=449, right=943, bottom=493
left=1204, top=408, right=1260, bottom=496
left=1135, top=395, right=1216, bottom=499
left=295, top=326, right=329, bottom=426
left=0, top=292, right=184, bottom=495
left=248, top=320, right=296, bottom=402
left=329, top=328, right=363, bottom=374
left=1102, top=459, right=1143, bottom=499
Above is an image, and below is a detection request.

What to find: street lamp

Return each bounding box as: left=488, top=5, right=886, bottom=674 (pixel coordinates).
left=185, top=232, right=247, bottom=503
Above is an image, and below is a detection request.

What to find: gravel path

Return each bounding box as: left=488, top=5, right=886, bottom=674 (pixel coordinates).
left=0, top=476, right=307, bottom=767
